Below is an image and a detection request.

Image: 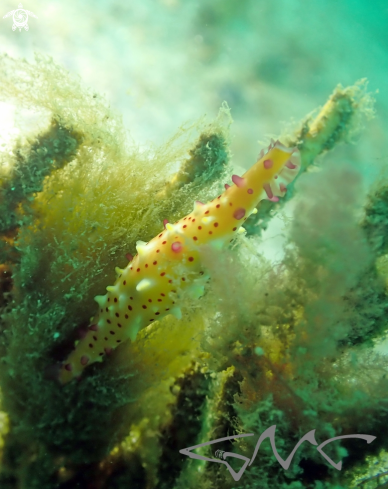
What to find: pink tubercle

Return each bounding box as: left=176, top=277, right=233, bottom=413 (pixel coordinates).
left=231, top=174, right=245, bottom=188
left=81, top=355, right=89, bottom=366
left=78, top=328, right=88, bottom=339
left=195, top=200, right=204, bottom=206
left=285, top=160, right=297, bottom=169
left=247, top=188, right=253, bottom=194
left=64, top=363, right=72, bottom=372
left=125, top=253, right=133, bottom=262
left=224, top=183, right=231, bottom=190
left=104, top=347, right=112, bottom=355
left=233, top=208, right=246, bottom=220
left=263, top=183, right=280, bottom=202
left=163, top=219, right=169, bottom=229
left=263, top=159, right=273, bottom=169
left=171, top=241, right=183, bottom=253
left=89, top=324, right=98, bottom=331
left=263, top=183, right=273, bottom=199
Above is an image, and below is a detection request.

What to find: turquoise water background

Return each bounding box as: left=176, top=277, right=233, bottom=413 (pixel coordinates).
left=0, top=0, right=386, bottom=170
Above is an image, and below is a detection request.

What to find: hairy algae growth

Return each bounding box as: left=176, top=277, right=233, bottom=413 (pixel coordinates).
left=0, top=54, right=387, bottom=489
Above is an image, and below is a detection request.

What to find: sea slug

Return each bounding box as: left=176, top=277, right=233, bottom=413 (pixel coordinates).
left=59, top=140, right=300, bottom=384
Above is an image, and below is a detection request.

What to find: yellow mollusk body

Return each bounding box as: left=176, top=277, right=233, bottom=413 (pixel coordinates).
left=59, top=141, right=300, bottom=384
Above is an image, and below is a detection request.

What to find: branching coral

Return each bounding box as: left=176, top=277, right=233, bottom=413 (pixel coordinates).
left=0, top=53, right=386, bottom=489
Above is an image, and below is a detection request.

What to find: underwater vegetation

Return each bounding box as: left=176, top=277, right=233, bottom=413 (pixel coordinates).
left=0, top=53, right=387, bottom=489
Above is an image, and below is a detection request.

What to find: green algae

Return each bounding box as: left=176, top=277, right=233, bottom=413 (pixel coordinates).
left=0, top=54, right=387, bottom=489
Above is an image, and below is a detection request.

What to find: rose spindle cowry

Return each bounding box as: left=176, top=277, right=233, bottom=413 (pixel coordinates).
left=59, top=140, right=300, bottom=384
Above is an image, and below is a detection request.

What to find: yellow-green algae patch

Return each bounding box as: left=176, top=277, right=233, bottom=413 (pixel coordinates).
left=1, top=53, right=387, bottom=489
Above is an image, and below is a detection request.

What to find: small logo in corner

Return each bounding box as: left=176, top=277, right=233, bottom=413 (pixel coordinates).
left=3, top=3, right=37, bottom=32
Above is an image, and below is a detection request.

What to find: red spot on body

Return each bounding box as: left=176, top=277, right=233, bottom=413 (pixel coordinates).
left=233, top=227, right=237, bottom=231
left=209, top=231, right=213, bottom=234
left=162, top=241, right=167, bottom=244
left=247, top=188, right=253, bottom=194
left=153, top=261, right=157, bottom=265
left=123, top=280, right=126, bottom=285
left=89, top=343, right=93, bottom=348
left=137, top=268, right=140, bottom=272
left=107, top=319, right=111, bottom=324
left=205, top=210, right=209, bottom=214
left=110, top=330, right=115, bottom=335
left=183, top=225, right=187, bottom=228
left=93, top=335, right=98, bottom=341
left=115, top=312, right=119, bottom=317
left=188, top=257, right=194, bottom=262
left=193, top=236, right=198, bottom=241
left=160, top=272, right=166, bottom=276
left=117, top=323, right=122, bottom=327
left=125, top=314, right=128, bottom=319
left=128, top=305, right=132, bottom=311
left=216, top=204, right=220, bottom=208
left=114, top=298, right=118, bottom=303
left=142, top=305, right=147, bottom=309
left=214, top=223, right=219, bottom=227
